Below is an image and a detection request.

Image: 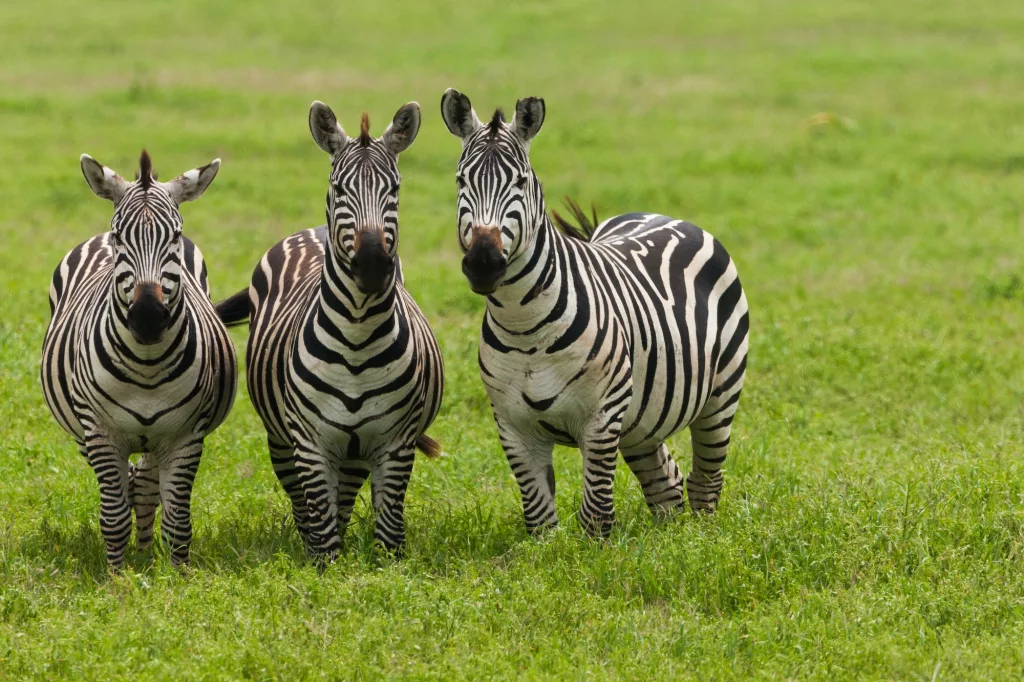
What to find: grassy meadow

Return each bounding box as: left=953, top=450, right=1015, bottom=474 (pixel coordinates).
left=3, top=0, right=1024, bottom=678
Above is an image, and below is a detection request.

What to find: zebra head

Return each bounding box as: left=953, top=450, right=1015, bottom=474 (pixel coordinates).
left=80, top=150, right=221, bottom=345
left=309, top=100, right=421, bottom=295
left=440, top=88, right=546, bottom=295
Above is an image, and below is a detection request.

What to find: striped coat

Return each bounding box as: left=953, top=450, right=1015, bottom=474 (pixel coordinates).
left=441, top=90, right=749, bottom=535
left=216, top=101, right=443, bottom=561
left=41, top=151, right=236, bottom=567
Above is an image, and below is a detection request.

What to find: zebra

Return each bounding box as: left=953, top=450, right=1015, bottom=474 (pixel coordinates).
left=440, top=89, right=749, bottom=537
left=215, top=100, right=444, bottom=562
left=40, top=150, right=237, bottom=568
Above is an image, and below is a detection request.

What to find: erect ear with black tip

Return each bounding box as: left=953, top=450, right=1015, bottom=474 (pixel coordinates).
left=80, top=154, right=130, bottom=204
left=309, top=100, right=349, bottom=155
left=440, top=88, right=482, bottom=143
left=512, top=97, right=545, bottom=149
left=163, top=158, right=221, bottom=205
left=382, top=102, right=421, bottom=156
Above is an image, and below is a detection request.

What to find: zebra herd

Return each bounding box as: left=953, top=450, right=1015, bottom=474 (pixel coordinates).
left=40, top=89, right=749, bottom=569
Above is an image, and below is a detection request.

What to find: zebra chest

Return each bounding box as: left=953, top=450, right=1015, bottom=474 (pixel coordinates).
left=76, top=364, right=205, bottom=441
left=285, top=356, right=414, bottom=457
left=483, top=348, right=607, bottom=437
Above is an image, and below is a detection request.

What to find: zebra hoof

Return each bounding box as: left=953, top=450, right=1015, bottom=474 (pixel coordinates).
left=579, top=513, right=614, bottom=539
left=310, top=548, right=340, bottom=570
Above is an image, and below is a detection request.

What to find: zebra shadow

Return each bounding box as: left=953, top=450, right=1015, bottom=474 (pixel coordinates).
left=13, top=496, right=672, bottom=580
left=13, top=513, right=306, bottom=582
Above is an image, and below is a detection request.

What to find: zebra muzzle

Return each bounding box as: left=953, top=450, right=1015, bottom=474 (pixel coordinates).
left=127, top=283, right=171, bottom=345
left=462, top=227, right=507, bottom=295
left=351, top=230, right=395, bottom=295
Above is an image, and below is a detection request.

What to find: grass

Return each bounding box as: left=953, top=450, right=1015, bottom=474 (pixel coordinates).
left=2, top=0, right=1024, bottom=678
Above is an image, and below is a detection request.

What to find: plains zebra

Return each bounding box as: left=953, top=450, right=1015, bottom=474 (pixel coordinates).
left=440, top=89, right=749, bottom=536
left=217, top=100, right=443, bottom=561
left=40, top=150, right=237, bottom=568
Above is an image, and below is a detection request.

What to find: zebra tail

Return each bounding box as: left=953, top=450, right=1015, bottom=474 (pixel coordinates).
left=415, top=434, right=442, bottom=459
left=213, top=289, right=250, bottom=327
left=550, top=196, right=599, bottom=242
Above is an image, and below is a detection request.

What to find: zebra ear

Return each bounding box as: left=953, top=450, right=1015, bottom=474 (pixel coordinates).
left=80, top=154, right=129, bottom=203
left=382, top=102, right=421, bottom=157
left=441, top=88, right=481, bottom=143
left=512, top=97, right=545, bottom=148
left=163, top=158, right=221, bottom=205
left=309, top=101, right=348, bottom=155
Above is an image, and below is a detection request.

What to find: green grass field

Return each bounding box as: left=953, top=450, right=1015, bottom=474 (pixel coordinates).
left=2, top=0, right=1024, bottom=678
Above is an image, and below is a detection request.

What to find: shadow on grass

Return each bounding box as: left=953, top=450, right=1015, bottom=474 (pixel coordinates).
left=9, top=489, right=692, bottom=583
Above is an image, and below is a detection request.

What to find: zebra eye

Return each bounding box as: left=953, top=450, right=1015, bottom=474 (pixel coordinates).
left=456, top=175, right=467, bottom=189
left=515, top=175, right=528, bottom=190
left=170, top=233, right=181, bottom=246
left=110, top=233, right=122, bottom=248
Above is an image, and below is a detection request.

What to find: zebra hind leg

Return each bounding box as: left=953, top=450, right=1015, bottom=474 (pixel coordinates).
left=620, top=442, right=685, bottom=517
left=131, top=452, right=160, bottom=551
left=687, top=392, right=743, bottom=514
left=268, top=436, right=312, bottom=552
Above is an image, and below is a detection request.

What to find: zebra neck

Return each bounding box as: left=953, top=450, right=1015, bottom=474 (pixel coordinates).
left=315, top=248, right=399, bottom=347
left=486, top=217, right=574, bottom=336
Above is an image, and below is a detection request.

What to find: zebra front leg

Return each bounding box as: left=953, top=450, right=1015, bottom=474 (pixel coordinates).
left=337, top=460, right=371, bottom=541
left=620, top=442, right=685, bottom=517
left=496, top=418, right=557, bottom=533
left=157, top=439, right=203, bottom=566
left=579, top=427, right=621, bottom=539
left=132, top=452, right=160, bottom=550
left=293, top=446, right=341, bottom=564
left=370, top=448, right=414, bottom=555
left=688, top=386, right=744, bottom=513
left=82, top=433, right=133, bottom=569
left=268, top=435, right=311, bottom=551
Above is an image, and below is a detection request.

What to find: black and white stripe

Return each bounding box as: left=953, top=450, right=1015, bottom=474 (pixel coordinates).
left=441, top=90, right=749, bottom=536
left=218, top=101, right=443, bottom=561
left=40, top=150, right=237, bottom=567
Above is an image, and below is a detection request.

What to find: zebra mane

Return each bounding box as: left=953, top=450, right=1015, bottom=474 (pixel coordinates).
left=487, top=108, right=505, bottom=136
left=138, top=149, right=153, bottom=191
left=551, top=197, right=599, bottom=242
left=359, top=112, right=371, bottom=147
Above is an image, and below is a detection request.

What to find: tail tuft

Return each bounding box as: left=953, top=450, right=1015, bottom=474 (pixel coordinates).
left=551, top=196, right=599, bottom=242
left=214, top=289, right=250, bottom=327
left=415, top=434, right=442, bottom=459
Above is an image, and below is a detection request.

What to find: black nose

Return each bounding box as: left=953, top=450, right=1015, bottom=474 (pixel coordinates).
left=351, top=231, right=395, bottom=294
left=462, top=236, right=507, bottom=295
left=127, top=284, right=170, bottom=345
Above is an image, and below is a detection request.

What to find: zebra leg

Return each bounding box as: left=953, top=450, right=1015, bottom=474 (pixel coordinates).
left=268, top=435, right=311, bottom=550
left=294, top=446, right=341, bottom=564
left=687, top=387, right=744, bottom=514
left=82, top=434, right=133, bottom=569
left=620, top=442, right=685, bottom=517
left=337, top=460, right=371, bottom=540
left=132, top=452, right=160, bottom=550
left=496, top=418, right=557, bottom=533
left=157, top=439, right=202, bottom=566
left=579, top=429, right=621, bottom=539
left=370, top=448, right=414, bottom=554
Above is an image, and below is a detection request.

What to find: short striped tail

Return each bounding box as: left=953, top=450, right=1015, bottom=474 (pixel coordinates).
left=415, top=434, right=442, bottom=458
left=214, top=289, right=250, bottom=327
